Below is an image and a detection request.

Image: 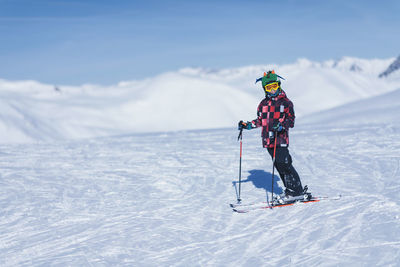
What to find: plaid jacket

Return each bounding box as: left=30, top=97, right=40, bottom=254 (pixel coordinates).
left=251, top=90, right=295, bottom=148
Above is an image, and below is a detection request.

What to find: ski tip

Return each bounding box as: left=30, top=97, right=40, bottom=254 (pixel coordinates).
left=232, top=208, right=248, bottom=213
left=229, top=202, right=241, bottom=208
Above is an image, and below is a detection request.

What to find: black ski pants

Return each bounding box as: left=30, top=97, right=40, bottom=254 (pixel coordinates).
left=267, top=146, right=303, bottom=196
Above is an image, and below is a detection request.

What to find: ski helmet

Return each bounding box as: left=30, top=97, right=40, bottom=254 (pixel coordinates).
left=255, top=70, right=285, bottom=97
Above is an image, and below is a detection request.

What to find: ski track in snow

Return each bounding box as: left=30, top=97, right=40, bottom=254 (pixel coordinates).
left=0, top=120, right=400, bottom=266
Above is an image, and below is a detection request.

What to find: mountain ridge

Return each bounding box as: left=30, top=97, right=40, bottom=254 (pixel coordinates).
left=0, top=56, right=399, bottom=144
left=379, top=55, right=400, bottom=78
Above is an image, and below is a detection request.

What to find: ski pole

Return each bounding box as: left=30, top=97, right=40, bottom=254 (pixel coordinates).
left=271, top=131, right=278, bottom=206
left=237, top=127, right=244, bottom=203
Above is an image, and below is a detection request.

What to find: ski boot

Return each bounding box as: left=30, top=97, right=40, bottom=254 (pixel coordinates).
left=302, top=185, right=312, bottom=200
left=273, top=186, right=312, bottom=205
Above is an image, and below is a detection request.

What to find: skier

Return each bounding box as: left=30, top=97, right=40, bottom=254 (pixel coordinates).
left=238, top=70, right=309, bottom=203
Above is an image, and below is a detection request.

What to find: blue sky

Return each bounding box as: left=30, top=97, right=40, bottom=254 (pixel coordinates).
left=0, top=0, right=399, bottom=85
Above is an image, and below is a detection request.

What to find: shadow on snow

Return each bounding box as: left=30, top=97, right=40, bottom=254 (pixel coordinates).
left=232, top=169, right=283, bottom=201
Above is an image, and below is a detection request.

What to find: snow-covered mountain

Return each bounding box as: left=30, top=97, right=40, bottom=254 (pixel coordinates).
left=1, top=86, right=399, bottom=266
left=299, top=86, right=400, bottom=127
left=379, top=55, right=400, bottom=78
left=1, top=56, right=400, bottom=144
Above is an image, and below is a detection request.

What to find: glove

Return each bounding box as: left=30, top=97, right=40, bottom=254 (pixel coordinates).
left=238, top=120, right=253, bottom=130
left=272, top=121, right=284, bottom=132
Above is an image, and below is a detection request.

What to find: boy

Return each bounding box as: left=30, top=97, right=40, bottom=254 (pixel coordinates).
left=239, top=70, right=308, bottom=202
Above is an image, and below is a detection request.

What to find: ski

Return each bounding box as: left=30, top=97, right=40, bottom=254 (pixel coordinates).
left=231, top=195, right=341, bottom=213
left=230, top=201, right=269, bottom=208
left=232, top=198, right=319, bottom=213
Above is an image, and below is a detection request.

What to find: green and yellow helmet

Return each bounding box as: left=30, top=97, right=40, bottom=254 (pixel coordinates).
left=255, top=70, right=285, bottom=97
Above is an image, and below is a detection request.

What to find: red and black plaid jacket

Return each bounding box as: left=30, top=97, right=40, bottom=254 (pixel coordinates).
left=251, top=90, right=295, bottom=148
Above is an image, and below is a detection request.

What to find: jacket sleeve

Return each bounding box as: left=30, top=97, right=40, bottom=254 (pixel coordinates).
left=251, top=101, right=263, bottom=128
left=282, top=100, right=295, bottom=129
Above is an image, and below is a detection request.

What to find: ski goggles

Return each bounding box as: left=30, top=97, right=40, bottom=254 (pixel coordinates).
left=264, top=82, right=279, bottom=92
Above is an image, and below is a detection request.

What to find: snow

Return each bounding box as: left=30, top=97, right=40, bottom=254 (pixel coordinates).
left=1, top=56, right=400, bottom=144
left=1, top=130, right=399, bottom=265
left=0, top=57, right=400, bottom=265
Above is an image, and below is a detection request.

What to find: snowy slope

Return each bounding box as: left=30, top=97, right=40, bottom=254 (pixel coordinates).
left=299, top=87, right=400, bottom=127
left=1, top=56, right=400, bottom=143
left=1, top=89, right=399, bottom=266
left=0, top=75, right=256, bottom=143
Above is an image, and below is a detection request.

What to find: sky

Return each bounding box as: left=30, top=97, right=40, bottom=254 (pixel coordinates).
left=0, top=0, right=399, bottom=85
